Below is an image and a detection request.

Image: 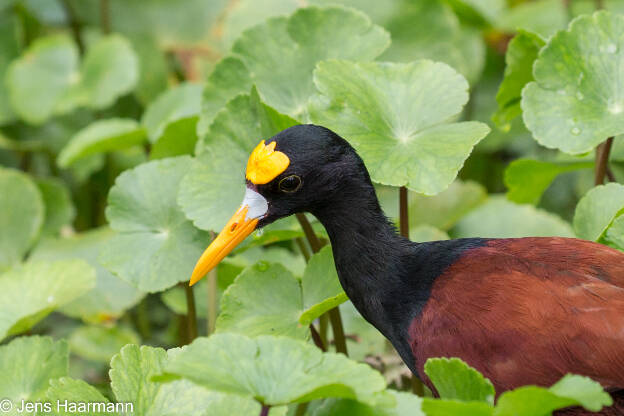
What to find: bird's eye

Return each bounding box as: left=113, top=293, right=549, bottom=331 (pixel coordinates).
left=278, top=175, right=302, bottom=193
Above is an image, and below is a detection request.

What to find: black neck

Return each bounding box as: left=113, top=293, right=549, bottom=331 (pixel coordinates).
left=309, top=177, right=412, bottom=328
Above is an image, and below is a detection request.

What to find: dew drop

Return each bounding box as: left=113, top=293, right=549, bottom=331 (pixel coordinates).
left=606, top=43, right=617, bottom=53
left=255, top=228, right=264, bottom=237
left=571, top=127, right=581, bottom=136
left=608, top=99, right=623, bottom=114
left=576, top=91, right=584, bottom=100
left=256, top=261, right=269, bottom=271
left=47, top=295, right=54, bottom=303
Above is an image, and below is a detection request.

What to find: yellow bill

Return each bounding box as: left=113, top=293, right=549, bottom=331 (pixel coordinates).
left=189, top=205, right=258, bottom=286
left=189, top=139, right=289, bottom=286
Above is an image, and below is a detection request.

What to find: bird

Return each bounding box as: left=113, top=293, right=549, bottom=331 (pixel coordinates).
left=189, top=124, right=624, bottom=414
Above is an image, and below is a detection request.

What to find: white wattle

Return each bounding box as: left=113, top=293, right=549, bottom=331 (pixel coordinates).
left=240, top=187, right=268, bottom=220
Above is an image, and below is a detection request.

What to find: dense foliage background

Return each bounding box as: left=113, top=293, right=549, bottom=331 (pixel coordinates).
left=1, top=0, right=623, bottom=414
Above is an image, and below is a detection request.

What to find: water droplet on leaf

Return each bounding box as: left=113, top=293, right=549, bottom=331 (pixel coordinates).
left=255, top=228, right=264, bottom=237
left=571, top=127, right=581, bottom=135
left=608, top=99, right=623, bottom=114
left=256, top=261, right=269, bottom=271
left=576, top=91, right=584, bottom=100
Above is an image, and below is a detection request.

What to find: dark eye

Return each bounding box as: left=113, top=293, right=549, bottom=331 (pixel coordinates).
left=278, top=175, right=302, bottom=193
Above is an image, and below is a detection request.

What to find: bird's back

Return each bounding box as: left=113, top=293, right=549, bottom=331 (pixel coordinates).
left=403, top=237, right=624, bottom=395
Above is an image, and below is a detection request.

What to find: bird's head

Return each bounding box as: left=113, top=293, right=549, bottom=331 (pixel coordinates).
left=189, top=124, right=369, bottom=286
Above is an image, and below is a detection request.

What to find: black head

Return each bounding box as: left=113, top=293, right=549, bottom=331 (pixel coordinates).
left=252, top=124, right=373, bottom=227
left=189, top=124, right=378, bottom=285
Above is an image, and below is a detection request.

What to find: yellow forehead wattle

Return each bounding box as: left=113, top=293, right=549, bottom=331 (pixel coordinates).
left=245, top=140, right=290, bottom=185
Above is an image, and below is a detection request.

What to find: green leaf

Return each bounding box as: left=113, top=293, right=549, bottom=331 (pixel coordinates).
left=57, top=119, right=147, bottom=168
left=424, top=358, right=495, bottom=404
left=131, top=37, right=169, bottom=105
left=69, top=0, right=229, bottom=48
left=0, top=336, right=68, bottom=415
left=216, top=262, right=308, bottom=339
left=494, top=30, right=545, bottom=128
left=110, top=344, right=260, bottom=416
left=31, top=228, right=144, bottom=323
left=504, top=159, right=593, bottom=205
left=217, top=248, right=345, bottom=336
left=422, top=399, right=493, bottom=416
left=150, top=116, right=198, bottom=160
left=69, top=325, right=140, bottom=363
left=445, top=0, right=506, bottom=27
left=0, top=168, right=43, bottom=271
left=179, top=90, right=298, bottom=232
left=549, top=374, right=613, bottom=412
left=101, top=156, right=211, bottom=292
left=219, top=0, right=299, bottom=50
left=78, top=34, right=138, bottom=109
left=378, top=0, right=485, bottom=84
left=573, top=183, right=624, bottom=241
left=47, top=378, right=117, bottom=416
left=453, top=196, right=574, bottom=238
left=161, top=333, right=388, bottom=406
left=201, top=6, right=389, bottom=122
left=35, top=177, right=76, bottom=236
left=197, top=57, right=253, bottom=134
left=310, top=60, right=489, bottom=194
left=408, top=180, right=487, bottom=230
left=494, top=378, right=612, bottom=416
left=313, top=391, right=425, bottom=416
left=605, top=215, right=624, bottom=250
left=6, top=35, right=79, bottom=124
left=0, top=13, right=19, bottom=125
left=496, top=0, right=567, bottom=38
left=142, top=83, right=203, bottom=143
left=522, top=11, right=624, bottom=154
left=410, top=225, right=450, bottom=242
left=299, top=246, right=347, bottom=325
left=0, top=259, right=95, bottom=340
left=7, top=34, right=139, bottom=124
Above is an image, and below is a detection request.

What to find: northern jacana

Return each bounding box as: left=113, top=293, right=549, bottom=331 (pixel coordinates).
left=189, top=125, right=624, bottom=414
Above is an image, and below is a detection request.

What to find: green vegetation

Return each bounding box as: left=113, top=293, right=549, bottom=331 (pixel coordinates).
left=0, top=0, right=622, bottom=415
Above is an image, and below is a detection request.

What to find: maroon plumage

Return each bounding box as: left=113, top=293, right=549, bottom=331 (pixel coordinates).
left=408, top=238, right=624, bottom=413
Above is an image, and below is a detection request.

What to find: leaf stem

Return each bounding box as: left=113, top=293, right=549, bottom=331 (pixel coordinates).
left=260, top=405, right=270, bottom=416
left=207, top=231, right=217, bottom=335
left=295, top=402, right=309, bottom=416
left=295, top=213, right=348, bottom=356
left=295, top=213, right=322, bottom=252
left=100, top=0, right=111, bottom=34
left=207, top=269, right=217, bottom=335
left=399, top=187, right=409, bottom=237
left=295, top=237, right=311, bottom=262
left=399, top=187, right=425, bottom=396
left=328, top=307, right=348, bottom=355
left=594, top=137, right=614, bottom=186
left=309, top=324, right=326, bottom=351
left=60, top=0, right=85, bottom=54
left=136, top=297, right=151, bottom=340
left=319, top=313, right=329, bottom=347
left=184, top=283, right=198, bottom=342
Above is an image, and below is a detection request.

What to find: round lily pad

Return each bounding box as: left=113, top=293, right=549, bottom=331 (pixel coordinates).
left=310, top=60, right=489, bottom=194
left=101, top=156, right=211, bottom=293
left=178, top=89, right=297, bottom=232
left=522, top=11, right=624, bottom=154
left=161, top=333, right=388, bottom=406
left=57, top=118, right=147, bottom=168
left=0, top=168, right=44, bottom=271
